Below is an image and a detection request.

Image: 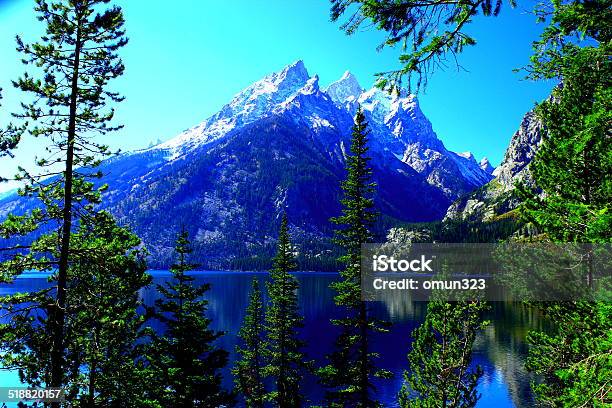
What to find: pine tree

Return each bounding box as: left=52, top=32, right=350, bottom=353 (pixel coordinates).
left=143, top=230, right=234, bottom=408
left=519, top=18, right=611, bottom=245
left=517, top=2, right=611, bottom=406
left=399, top=298, right=489, bottom=408
left=525, top=301, right=611, bottom=407
left=318, top=108, right=391, bottom=407
left=264, top=213, right=308, bottom=408
left=0, top=211, right=152, bottom=407
left=62, top=212, right=152, bottom=407
left=0, top=0, right=129, bottom=402
left=234, top=278, right=267, bottom=408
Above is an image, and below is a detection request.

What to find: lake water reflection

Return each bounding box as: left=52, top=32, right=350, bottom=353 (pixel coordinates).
left=1, top=271, right=542, bottom=407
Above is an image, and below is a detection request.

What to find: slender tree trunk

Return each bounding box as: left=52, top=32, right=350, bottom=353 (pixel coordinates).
left=278, top=282, right=288, bottom=408
left=582, top=148, right=593, bottom=288
left=50, top=22, right=81, bottom=406
left=359, top=299, right=368, bottom=407
left=585, top=244, right=594, bottom=290
left=357, top=190, right=369, bottom=408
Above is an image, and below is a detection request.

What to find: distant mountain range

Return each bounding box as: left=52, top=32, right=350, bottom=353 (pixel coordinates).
left=1, top=61, right=542, bottom=269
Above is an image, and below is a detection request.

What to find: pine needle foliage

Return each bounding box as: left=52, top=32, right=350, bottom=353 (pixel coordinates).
left=329, top=0, right=512, bottom=92
left=399, top=297, right=489, bottom=408
left=234, top=278, right=267, bottom=408
left=318, top=108, right=391, bottom=408
left=264, top=213, right=308, bottom=408
left=0, top=1, right=137, bottom=405
left=143, top=230, right=234, bottom=407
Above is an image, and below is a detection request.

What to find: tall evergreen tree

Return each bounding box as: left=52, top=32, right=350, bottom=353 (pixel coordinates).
left=264, top=213, right=308, bottom=408
left=143, top=230, right=234, bottom=408
left=318, top=108, right=391, bottom=407
left=519, top=8, right=611, bottom=245
left=0, top=0, right=129, bottom=401
left=525, top=301, right=611, bottom=407
left=234, top=278, right=267, bottom=408
left=517, top=2, right=612, bottom=406
left=399, top=298, right=489, bottom=408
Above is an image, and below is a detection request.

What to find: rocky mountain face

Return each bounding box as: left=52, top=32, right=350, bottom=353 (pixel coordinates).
left=479, top=157, right=495, bottom=174
left=492, top=111, right=542, bottom=190
left=0, top=61, right=494, bottom=268
left=325, top=72, right=493, bottom=198
left=444, top=109, right=543, bottom=223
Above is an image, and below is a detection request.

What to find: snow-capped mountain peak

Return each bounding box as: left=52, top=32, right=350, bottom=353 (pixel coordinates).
left=272, top=59, right=310, bottom=83
left=241, top=59, right=310, bottom=102
left=479, top=157, right=495, bottom=174
left=152, top=60, right=492, bottom=196
left=300, top=75, right=320, bottom=95
left=356, top=87, right=441, bottom=149
left=219, top=59, right=310, bottom=122
left=156, top=60, right=311, bottom=152
left=357, top=87, right=389, bottom=118
left=457, top=151, right=476, bottom=161
left=325, top=70, right=363, bottom=105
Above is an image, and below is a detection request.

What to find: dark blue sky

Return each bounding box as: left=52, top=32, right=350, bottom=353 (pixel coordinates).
left=0, top=0, right=555, bottom=189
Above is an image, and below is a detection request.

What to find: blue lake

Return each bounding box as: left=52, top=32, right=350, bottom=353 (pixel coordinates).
left=0, top=271, right=542, bottom=407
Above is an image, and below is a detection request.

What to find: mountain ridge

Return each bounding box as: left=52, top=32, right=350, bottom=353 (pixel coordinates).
left=1, top=61, right=501, bottom=268
left=444, top=108, right=543, bottom=223
left=145, top=60, right=493, bottom=199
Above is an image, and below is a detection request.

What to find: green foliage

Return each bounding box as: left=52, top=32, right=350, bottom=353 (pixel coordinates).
left=264, top=213, right=309, bottom=407
left=63, top=213, right=152, bottom=407
left=516, top=1, right=612, bottom=406
left=528, top=0, right=611, bottom=81
left=0, top=212, right=152, bottom=407
left=318, top=108, right=391, bottom=407
left=399, top=297, right=489, bottom=408
left=399, top=216, right=521, bottom=244
left=519, top=49, right=611, bottom=243
left=234, top=278, right=267, bottom=408
left=518, top=0, right=611, bottom=243
left=0, top=88, right=24, bottom=160
left=330, top=0, right=512, bottom=91
left=143, top=230, right=235, bottom=407
left=0, top=0, right=133, bottom=403
left=526, top=301, right=611, bottom=407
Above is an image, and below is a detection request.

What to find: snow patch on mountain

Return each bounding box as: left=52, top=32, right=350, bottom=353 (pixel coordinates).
left=325, top=70, right=363, bottom=106
left=307, top=114, right=334, bottom=129
left=150, top=60, right=493, bottom=198
left=156, top=60, right=310, bottom=153
left=450, top=151, right=492, bottom=186
left=479, top=157, right=495, bottom=174
left=457, top=151, right=475, bottom=161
